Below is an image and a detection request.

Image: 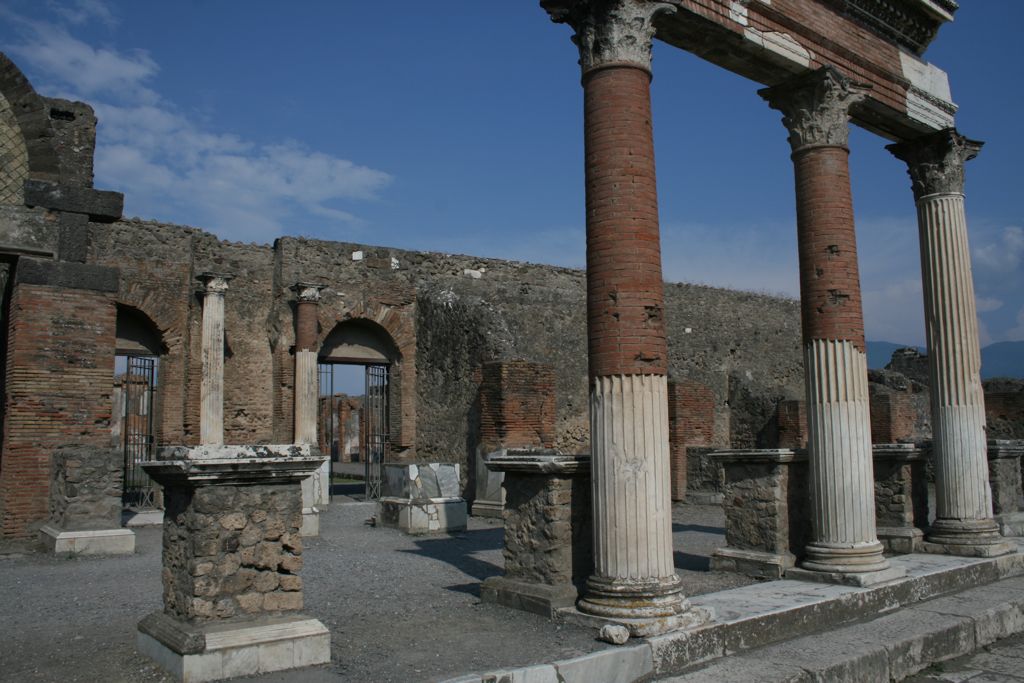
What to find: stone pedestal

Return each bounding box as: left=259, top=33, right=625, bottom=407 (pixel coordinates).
left=988, top=439, right=1024, bottom=536
left=471, top=449, right=506, bottom=518
left=376, top=463, right=467, bottom=535
left=41, top=445, right=135, bottom=555
left=480, top=453, right=591, bottom=617
left=873, top=444, right=928, bottom=553
left=710, top=449, right=810, bottom=579
left=139, top=444, right=329, bottom=682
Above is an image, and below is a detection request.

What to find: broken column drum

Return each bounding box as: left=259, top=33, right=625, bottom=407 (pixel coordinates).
left=198, top=273, right=231, bottom=447
left=760, top=68, right=895, bottom=581
left=544, top=0, right=705, bottom=635
left=888, top=130, right=1009, bottom=555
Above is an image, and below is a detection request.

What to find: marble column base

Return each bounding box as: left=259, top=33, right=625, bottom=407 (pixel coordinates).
left=801, top=540, right=891, bottom=574
left=924, top=518, right=1012, bottom=556
left=577, top=575, right=699, bottom=636
left=138, top=611, right=329, bottom=682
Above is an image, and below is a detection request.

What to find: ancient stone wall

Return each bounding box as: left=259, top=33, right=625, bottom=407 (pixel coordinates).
left=984, top=379, right=1024, bottom=440
left=48, top=445, right=122, bottom=531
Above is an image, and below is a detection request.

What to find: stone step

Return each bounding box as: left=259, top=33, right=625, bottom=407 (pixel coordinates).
left=445, top=542, right=1024, bottom=683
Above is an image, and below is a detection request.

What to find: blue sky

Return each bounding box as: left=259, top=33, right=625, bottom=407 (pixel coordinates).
left=1, top=1, right=1021, bottom=348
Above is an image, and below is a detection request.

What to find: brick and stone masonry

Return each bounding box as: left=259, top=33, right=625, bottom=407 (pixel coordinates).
left=0, top=262, right=118, bottom=539
left=668, top=379, right=714, bottom=501
left=544, top=0, right=706, bottom=635
left=761, top=67, right=896, bottom=581
left=889, top=130, right=1009, bottom=556
left=478, top=360, right=556, bottom=453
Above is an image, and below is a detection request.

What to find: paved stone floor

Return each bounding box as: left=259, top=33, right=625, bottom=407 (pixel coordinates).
left=905, top=632, right=1024, bottom=682
left=0, top=500, right=755, bottom=682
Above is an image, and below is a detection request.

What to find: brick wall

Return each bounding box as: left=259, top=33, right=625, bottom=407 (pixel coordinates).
left=667, top=379, right=715, bottom=500
left=984, top=385, right=1024, bottom=440
left=775, top=399, right=807, bottom=449
left=0, top=282, right=115, bottom=538
left=478, top=360, right=556, bottom=453
left=870, top=392, right=920, bottom=443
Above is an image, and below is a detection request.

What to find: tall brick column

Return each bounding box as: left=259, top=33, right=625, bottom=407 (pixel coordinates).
left=293, top=283, right=324, bottom=446
left=761, top=68, right=897, bottom=583
left=544, top=0, right=706, bottom=635
left=888, top=130, right=1009, bottom=555
left=198, top=273, right=230, bottom=446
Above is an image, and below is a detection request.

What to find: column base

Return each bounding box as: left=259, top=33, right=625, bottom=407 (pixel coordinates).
left=800, top=540, right=891, bottom=574
left=876, top=527, right=925, bottom=554
left=710, top=547, right=796, bottom=580
left=480, top=576, right=579, bottom=618
left=556, top=603, right=713, bottom=639
left=577, top=574, right=696, bottom=636
left=137, top=611, right=329, bottom=682
left=924, top=518, right=1012, bottom=556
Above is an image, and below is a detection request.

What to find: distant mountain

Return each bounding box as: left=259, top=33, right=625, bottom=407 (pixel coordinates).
left=866, top=340, right=1024, bottom=379
left=981, top=341, right=1024, bottom=379
left=866, top=341, right=924, bottom=371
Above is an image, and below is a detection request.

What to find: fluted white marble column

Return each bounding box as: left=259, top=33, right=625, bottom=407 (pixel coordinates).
left=198, top=273, right=231, bottom=446
left=888, top=130, right=1006, bottom=554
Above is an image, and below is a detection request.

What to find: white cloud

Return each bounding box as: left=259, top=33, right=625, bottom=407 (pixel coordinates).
left=974, top=226, right=1024, bottom=272
left=4, top=10, right=392, bottom=243
left=47, top=0, right=118, bottom=28
left=975, top=296, right=1003, bottom=313
left=1005, top=306, right=1024, bottom=343
left=862, top=278, right=925, bottom=346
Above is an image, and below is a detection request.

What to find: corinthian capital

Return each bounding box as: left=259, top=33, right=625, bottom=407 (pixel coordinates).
left=197, top=272, right=232, bottom=295
left=886, top=128, right=982, bottom=200
left=542, top=0, right=677, bottom=74
left=758, top=67, right=869, bottom=152
left=293, top=282, right=325, bottom=303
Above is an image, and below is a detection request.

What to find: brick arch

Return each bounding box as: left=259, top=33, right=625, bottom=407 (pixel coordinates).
left=115, top=289, right=189, bottom=444
left=0, top=53, right=62, bottom=184
left=319, top=302, right=417, bottom=457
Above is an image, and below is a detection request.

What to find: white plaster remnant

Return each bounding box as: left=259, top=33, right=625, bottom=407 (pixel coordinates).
left=390, top=256, right=400, bottom=270
left=743, top=28, right=812, bottom=68
left=684, top=327, right=692, bottom=334
left=900, top=53, right=956, bottom=130
left=729, top=1, right=748, bottom=26
left=463, top=268, right=483, bottom=279
left=351, top=250, right=363, bottom=261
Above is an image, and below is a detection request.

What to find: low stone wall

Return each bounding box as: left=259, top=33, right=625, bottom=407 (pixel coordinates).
left=162, top=484, right=304, bottom=622
left=49, top=446, right=123, bottom=531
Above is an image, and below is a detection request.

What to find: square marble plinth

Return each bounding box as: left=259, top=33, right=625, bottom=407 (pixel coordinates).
left=39, top=525, right=135, bottom=555
left=137, top=612, right=330, bottom=682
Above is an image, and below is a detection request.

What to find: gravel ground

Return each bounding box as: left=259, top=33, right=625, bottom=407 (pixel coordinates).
left=0, top=501, right=757, bottom=683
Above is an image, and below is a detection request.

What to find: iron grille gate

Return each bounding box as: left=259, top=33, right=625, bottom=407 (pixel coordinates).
left=364, top=364, right=389, bottom=500
left=121, top=355, right=158, bottom=508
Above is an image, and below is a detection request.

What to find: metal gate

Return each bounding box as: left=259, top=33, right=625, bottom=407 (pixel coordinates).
left=120, top=355, right=158, bottom=508
left=364, top=364, right=389, bottom=500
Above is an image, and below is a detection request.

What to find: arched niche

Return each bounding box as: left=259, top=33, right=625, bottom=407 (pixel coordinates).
left=320, top=318, right=400, bottom=364
left=116, top=304, right=166, bottom=356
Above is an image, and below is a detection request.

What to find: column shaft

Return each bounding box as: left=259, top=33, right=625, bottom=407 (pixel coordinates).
left=294, top=296, right=321, bottom=446
left=760, top=68, right=888, bottom=576
left=199, top=277, right=228, bottom=446
left=546, top=0, right=695, bottom=633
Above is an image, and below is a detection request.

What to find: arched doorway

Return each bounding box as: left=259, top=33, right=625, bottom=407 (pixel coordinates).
left=318, top=319, right=399, bottom=500
left=114, top=305, right=165, bottom=509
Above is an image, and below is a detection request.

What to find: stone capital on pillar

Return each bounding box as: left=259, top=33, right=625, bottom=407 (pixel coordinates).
left=886, top=128, right=982, bottom=200
left=197, top=272, right=232, bottom=295
left=759, top=67, right=869, bottom=153
left=292, top=281, right=325, bottom=304
left=541, top=0, right=676, bottom=75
